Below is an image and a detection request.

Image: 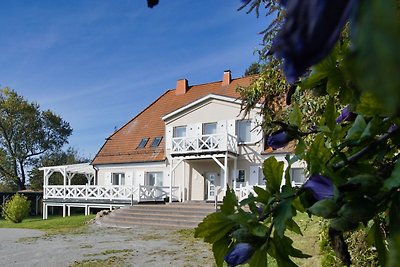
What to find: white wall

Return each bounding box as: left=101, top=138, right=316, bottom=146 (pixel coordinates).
left=95, top=162, right=167, bottom=186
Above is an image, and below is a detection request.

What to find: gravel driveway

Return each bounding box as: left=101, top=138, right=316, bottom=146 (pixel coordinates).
left=0, top=224, right=214, bottom=267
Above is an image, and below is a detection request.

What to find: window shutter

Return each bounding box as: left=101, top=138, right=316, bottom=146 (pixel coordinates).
left=166, top=126, right=173, bottom=149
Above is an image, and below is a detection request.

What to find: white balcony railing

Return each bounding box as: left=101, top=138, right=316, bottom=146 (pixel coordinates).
left=172, top=133, right=238, bottom=155
left=44, top=185, right=180, bottom=203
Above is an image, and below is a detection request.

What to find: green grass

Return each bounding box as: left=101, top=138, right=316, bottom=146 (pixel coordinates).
left=0, top=214, right=95, bottom=234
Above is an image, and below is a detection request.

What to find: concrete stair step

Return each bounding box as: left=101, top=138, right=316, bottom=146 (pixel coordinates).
left=113, top=211, right=209, bottom=219
left=97, top=201, right=217, bottom=229
left=100, top=216, right=200, bottom=228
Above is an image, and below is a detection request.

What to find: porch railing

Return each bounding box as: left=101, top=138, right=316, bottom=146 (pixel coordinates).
left=44, top=185, right=180, bottom=202
left=172, top=133, right=238, bottom=155
left=235, top=184, right=267, bottom=201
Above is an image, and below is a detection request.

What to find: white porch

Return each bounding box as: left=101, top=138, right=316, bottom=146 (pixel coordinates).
left=40, top=163, right=180, bottom=219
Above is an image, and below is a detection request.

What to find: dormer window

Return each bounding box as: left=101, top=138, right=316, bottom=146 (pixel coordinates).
left=150, top=136, right=163, bottom=147
left=137, top=138, right=149, bottom=148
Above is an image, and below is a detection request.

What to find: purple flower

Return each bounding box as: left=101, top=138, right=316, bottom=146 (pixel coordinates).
left=267, top=130, right=293, bottom=149
left=224, top=243, right=254, bottom=267
left=147, top=0, right=159, bottom=8
left=303, top=174, right=334, bottom=201
left=388, top=124, right=398, bottom=133
left=269, top=0, right=357, bottom=83
left=336, top=106, right=356, bottom=123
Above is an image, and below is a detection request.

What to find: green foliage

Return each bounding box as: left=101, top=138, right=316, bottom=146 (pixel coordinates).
left=320, top=221, right=379, bottom=267
left=1, top=193, right=30, bottom=223
left=196, top=0, right=400, bottom=266
left=0, top=88, right=72, bottom=190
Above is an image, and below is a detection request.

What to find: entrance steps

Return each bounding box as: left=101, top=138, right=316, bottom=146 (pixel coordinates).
left=96, top=201, right=217, bottom=229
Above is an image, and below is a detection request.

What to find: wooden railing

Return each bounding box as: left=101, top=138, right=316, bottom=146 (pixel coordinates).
left=44, top=185, right=180, bottom=202
left=172, top=133, right=238, bottom=155
left=138, top=185, right=180, bottom=202
left=234, top=184, right=267, bottom=201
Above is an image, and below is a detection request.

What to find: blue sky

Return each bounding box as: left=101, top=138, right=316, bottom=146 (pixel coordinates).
left=0, top=1, right=267, bottom=159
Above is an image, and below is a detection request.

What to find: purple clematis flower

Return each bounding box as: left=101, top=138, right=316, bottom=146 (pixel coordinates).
left=269, top=0, right=357, bottom=83
left=336, top=106, right=356, bottom=123
left=147, top=0, right=159, bottom=8
left=303, top=174, right=334, bottom=201
left=267, top=130, right=294, bottom=149
left=225, top=243, right=254, bottom=267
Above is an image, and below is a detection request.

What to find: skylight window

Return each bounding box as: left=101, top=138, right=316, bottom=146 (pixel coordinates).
left=150, top=137, right=163, bottom=147
left=137, top=138, right=149, bottom=148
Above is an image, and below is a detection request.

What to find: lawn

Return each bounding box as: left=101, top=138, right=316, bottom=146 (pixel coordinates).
left=0, top=214, right=95, bottom=234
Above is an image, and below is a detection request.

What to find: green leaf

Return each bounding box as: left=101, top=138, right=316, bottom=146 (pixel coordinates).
left=273, top=199, right=295, bottom=238
left=253, top=186, right=271, bottom=203
left=250, top=222, right=270, bottom=237
left=263, top=157, right=284, bottom=194
left=385, top=192, right=400, bottom=267
left=212, top=238, right=231, bottom=267
left=195, top=212, right=236, bottom=243
left=322, top=97, right=336, bottom=132
left=288, top=102, right=302, bottom=127
left=368, top=220, right=387, bottom=266
left=220, top=187, right=238, bottom=215
left=384, top=161, right=400, bottom=191
left=330, top=217, right=358, bottom=232
left=308, top=198, right=338, bottom=218
left=345, top=115, right=367, bottom=141
left=249, top=246, right=268, bottom=267
left=337, top=198, right=376, bottom=224
left=306, top=134, right=330, bottom=174
left=351, top=0, right=400, bottom=116
left=286, top=218, right=302, bottom=236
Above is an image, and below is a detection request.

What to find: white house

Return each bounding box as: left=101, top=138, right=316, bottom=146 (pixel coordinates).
left=41, top=71, right=306, bottom=219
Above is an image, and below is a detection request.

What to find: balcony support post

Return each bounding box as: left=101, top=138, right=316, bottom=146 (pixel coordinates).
left=224, top=153, right=228, bottom=190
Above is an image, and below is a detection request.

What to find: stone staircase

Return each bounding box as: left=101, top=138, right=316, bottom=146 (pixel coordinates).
left=96, top=202, right=217, bottom=229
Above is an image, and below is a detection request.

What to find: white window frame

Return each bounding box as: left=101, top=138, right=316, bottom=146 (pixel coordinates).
left=237, top=119, right=252, bottom=144
left=291, top=168, right=306, bottom=185
left=146, top=172, right=163, bottom=186
left=203, top=122, right=217, bottom=135
left=111, top=173, right=125, bottom=185
left=173, top=126, right=187, bottom=138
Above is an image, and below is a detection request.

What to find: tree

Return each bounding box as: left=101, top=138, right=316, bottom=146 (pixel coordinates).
left=29, top=147, right=89, bottom=191
left=0, top=88, right=72, bottom=190
left=244, top=62, right=262, bottom=76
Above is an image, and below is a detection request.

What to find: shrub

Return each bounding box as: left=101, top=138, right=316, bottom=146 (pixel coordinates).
left=1, top=193, right=31, bottom=223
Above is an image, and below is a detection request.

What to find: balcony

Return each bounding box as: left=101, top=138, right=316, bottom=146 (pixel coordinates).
left=171, top=133, right=238, bottom=156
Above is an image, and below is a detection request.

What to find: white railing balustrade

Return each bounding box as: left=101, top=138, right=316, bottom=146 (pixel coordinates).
left=44, top=185, right=180, bottom=202
left=172, top=133, right=238, bottom=154
left=138, top=185, right=180, bottom=202
left=235, top=184, right=267, bottom=201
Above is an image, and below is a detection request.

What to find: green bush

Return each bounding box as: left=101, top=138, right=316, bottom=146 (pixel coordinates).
left=1, top=193, right=31, bottom=223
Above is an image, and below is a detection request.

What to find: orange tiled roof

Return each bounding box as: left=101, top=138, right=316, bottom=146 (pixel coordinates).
left=91, top=75, right=255, bottom=165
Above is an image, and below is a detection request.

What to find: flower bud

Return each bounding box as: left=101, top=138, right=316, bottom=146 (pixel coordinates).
left=336, top=106, right=356, bottom=123
left=303, top=174, right=333, bottom=201
left=267, top=130, right=293, bottom=149
left=224, top=243, right=254, bottom=266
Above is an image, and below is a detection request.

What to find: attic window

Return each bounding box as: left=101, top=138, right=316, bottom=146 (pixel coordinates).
left=150, top=137, right=163, bottom=147
left=137, top=138, right=149, bottom=148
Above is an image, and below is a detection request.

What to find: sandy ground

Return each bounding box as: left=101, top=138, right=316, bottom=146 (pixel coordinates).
left=0, top=225, right=214, bottom=267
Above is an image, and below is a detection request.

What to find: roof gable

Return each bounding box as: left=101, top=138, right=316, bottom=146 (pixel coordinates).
left=91, top=75, right=255, bottom=165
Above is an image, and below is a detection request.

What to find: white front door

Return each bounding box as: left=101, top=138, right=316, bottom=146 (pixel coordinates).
left=206, top=172, right=218, bottom=200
